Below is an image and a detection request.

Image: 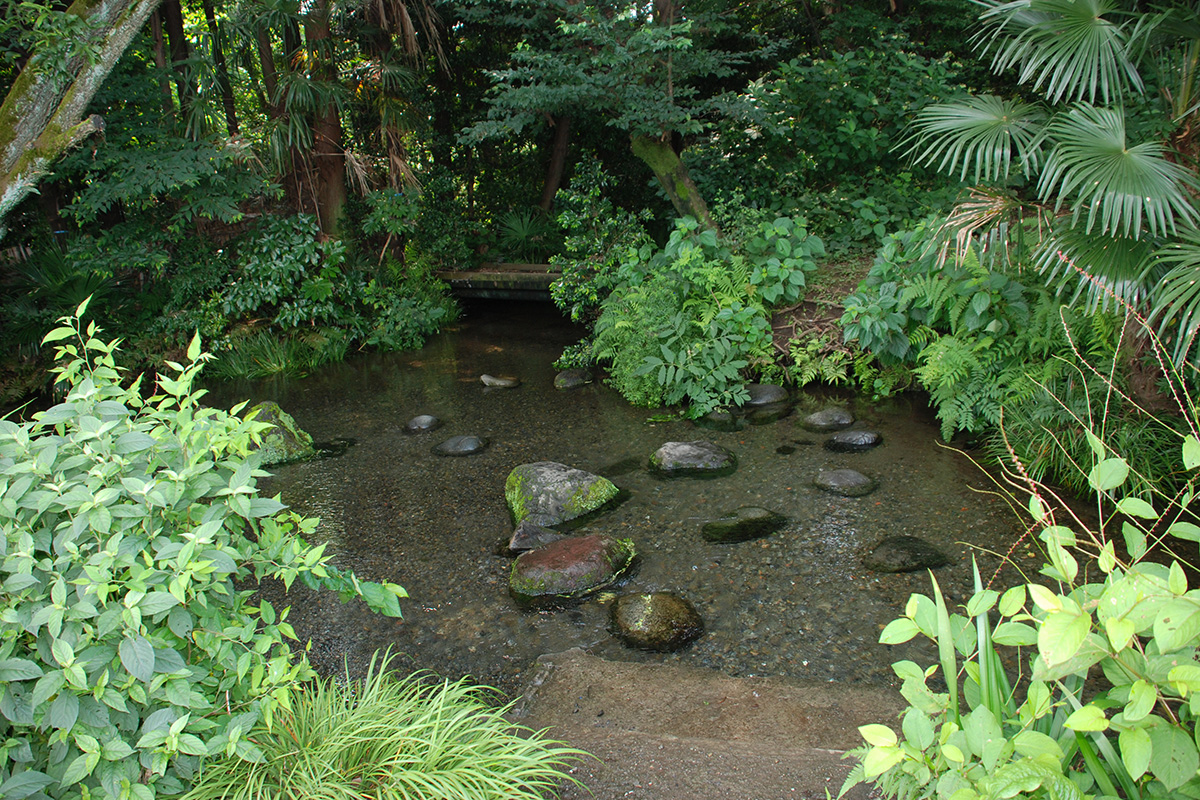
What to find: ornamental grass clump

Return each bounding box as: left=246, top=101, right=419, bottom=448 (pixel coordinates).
left=181, top=653, right=584, bottom=800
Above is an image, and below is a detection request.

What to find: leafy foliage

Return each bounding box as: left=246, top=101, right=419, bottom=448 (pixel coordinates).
left=0, top=306, right=406, bottom=800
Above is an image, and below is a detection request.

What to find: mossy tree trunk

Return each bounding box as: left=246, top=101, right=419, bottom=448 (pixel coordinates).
left=0, top=0, right=163, bottom=238
left=630, top=134, right=715, bottom=231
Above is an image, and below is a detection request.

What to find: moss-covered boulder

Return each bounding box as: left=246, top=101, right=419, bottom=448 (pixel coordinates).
left=505, top=462, right=619, bottom=527
left=509, top=534, right=635, bottom=602
left=611, top=592, right=704, bottom=651
left=246, top=401, right=316, bottom=466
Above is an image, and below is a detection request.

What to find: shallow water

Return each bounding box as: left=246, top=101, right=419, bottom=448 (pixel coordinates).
left=208, top=301, right=1039, bottom=695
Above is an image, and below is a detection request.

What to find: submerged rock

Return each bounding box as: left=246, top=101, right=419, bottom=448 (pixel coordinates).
left=824, top=430, right=882, bottom=453
left=246, top=401, right=316, bottom=466
left=863, top=535, right=949, bottom=573
left=746, top=403, right=791, bottom=426
left=611, top=592, right=704, bottom=651
left=432, top=435, right=488, bottom=456
left=510, top=534, right=635, bottom=601
left=702, top=506, right=787, bottom=543
left=745, top=384, right=788, bottom=407
left=505, top=462, right=619, bottom=527
left=813, top=469, right=878, bottom=497
left=508, top=521, right=565, bottom=554
left=802, top=408, right=855, bottom=432
left=554, top=369, right=593, bottom=390
left=481, top=374, right=521, bottom=388
left=405, top=414, right=442, bottom=433
left=650, top=441, right=737, bottom=477
left=694, top=409, right=744, bottom=433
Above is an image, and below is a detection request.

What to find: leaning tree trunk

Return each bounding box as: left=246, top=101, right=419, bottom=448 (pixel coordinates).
left=538, top=115, right=571, bottom=212
left=0, top=0, right=164, bottom=238
left=630, top=134, right=715, bottom=231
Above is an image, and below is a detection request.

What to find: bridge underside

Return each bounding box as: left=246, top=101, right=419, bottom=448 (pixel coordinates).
left=437, top=263, right=559, bottom=301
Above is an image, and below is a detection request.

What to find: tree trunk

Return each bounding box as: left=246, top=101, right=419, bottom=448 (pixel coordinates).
left=0, top=0, right=165, bottom=237
left=538, top=115, right=571, bottom=212
left=149, top=11, right=175, bottom=119
left=630, top=134, right=715, bottom=230
left=304, top=0, right=346, bottom=237
left=201, top=0, right=239, bottom=136
left=161, top=0, right=195, bottom=121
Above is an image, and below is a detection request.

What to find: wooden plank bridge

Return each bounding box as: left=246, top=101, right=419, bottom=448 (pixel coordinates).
left=437, top=262, right=559, bottom=300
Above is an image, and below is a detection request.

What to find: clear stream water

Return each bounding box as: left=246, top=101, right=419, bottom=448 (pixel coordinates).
left=207, top=301, right=1040, bottom=696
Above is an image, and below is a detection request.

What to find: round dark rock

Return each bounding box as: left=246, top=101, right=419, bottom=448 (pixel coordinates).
left=694, top=409, right=744, bottom=433
left=650, top=441, right=737, bottom=477
left=863, top=535, right=949, bottom=573
left=802, top=407, right=855, bottom=432
left=554, top=369, right=593, bottom=390
left=432, top=435, right=488, bottom=456
left=509, top=534, right=636, bottom=601
left=824, top=430, right=882, bottom=452
left=745, top=384, right=789, bottom=407
left=405, top=414, right=442, bottom=433
left=505, top=462, right=619, bottom=527
left=746, top=403, right=792, bottom=425
left=611, top=592, right=704, bottom=652
left=245, top=401, right=316, bottom=466
left=508, top=521, right=565, bottom=554
left=813, top=469, right=878, bottom=497
left=481, top=374, right=521, bottom=388
left=701, top=506, right=787, bottom=543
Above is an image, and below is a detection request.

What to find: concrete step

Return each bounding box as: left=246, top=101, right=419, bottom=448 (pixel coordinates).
left=509, top=649, right=905, bottom=800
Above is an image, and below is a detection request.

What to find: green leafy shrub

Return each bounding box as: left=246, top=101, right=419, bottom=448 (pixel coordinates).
left=497, top=208, right=559, bottom=264
left=0, top=305, right=406, bottom=799
left=361, top=255, right=459, bottom=352
left=844, top=416, right=1200, bottom=800
left=180, top=653, right=581, bottom=800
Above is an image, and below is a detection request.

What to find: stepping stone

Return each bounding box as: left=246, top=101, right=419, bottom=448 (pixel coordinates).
left=802, top=407, right=854, bottom=432
left=745, top=384, right=788, bottom=407
left=813, top=469, right=877, bottom=497
left=481, top=374, right=521, bottom=388
left=506, top=462, right=619, bottom=527
left=701, top=507, right=787, bottom=543
left=863, top=535, right=949, bottom=573
left=650, top=441, right=737, bottom=477
left=694, top=409, right=744, bottom=432
left=554, top=369, right=593, bottom=390
left=509, top=534, right=635, bottom=602
left=432, top=435, right=488, bottom=456
left=611, top=592, right=704, bottom=651
left=246, top=401, right=315, bottom=465
left=824, top=430, right=882, bottom=452
left=405, top=414, right=441, bottom=433
left=508, top=521, right=565, bottom=553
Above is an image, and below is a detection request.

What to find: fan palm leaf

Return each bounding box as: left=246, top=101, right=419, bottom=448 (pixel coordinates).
left=1150, top=228, right=1200, bottom=362
left=976, top=0, right=1142, bottom=104
left=1033, top=218, right=1156, bottom=312
left=1038, top=104, right=1200, bottom=238
left=904, top=95, right=1046, bottom=183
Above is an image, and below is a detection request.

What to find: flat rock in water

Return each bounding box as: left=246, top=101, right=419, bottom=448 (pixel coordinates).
left=432, top=435, right=488, bottom=456
left=813, top=469, right=877, bottom=497
left=246, top=401, right=316, bottom=466
left=506, top=462, right=620, bottom=527
left=746, top=403, right=791, bottom=425
left=554, top=369, right=593, bottom=390
left=824, top=430, right=882, bottom=452
left=702, top=506, right=786, bottom=543
left=481, top=373, right=521, bottom=388
left=611, top=592, right=704, bottom=652
left=694, top=409, right=744, bottom=433
left=802, top=407, right=854, bottom=432
left=745, top=384, right=788, bottom=407
left=508, top=521, right=565, bottom=554
left=510, top=534, right=635, bottom=601
left=650, top=441, right=737, bottom=477
left=405, top=414, right=441, bottom=433
left=863, top=535, right=949, bottom=573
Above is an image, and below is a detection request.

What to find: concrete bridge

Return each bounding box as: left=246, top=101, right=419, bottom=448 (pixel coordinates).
left=437, top=262, right=559, bottom=300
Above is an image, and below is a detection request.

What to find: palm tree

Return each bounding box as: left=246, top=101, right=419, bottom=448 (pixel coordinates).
left=904, top=0, right=1200, bottom=361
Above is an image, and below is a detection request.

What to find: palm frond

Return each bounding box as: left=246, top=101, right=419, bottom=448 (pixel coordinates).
left=976, top=0, right=1142, bottom=104
left=1150, top=228, right=1200, bottom=363
left=903, top=95, right=1047, bottom=184
left=1038, top=104, right=1200, bottom=238
left=1033, top=220, right=1156, bottom=313
left=936, top=186, right=1047, bottom=272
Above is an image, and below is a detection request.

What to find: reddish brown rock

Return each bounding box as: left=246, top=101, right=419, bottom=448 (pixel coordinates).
left=509, top=534, right=636, bottom=601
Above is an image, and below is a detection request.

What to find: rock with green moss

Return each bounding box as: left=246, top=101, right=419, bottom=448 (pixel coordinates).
left=611, top=592, right=704, bottom=651
left=246, top=401, right=316, bottom=466
left=509, top=534, right=636, bottom=602
left=505, top=462, right=619, bottom=527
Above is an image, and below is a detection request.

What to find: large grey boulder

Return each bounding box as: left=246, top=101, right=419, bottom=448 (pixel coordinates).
left=611, top=592, right=704, bottom=651
left=509, top=534, right=635, bottom=602
left=246, top=402, right=316, bottom=466
left=650, top=441, right=737, bottom=477
left=701, top=507, right=787, bottom=543
left=813, top=469, right=878, bottom=497
left=505, top=462, right=619, bottom=527
left=863, top=536, right=949, bottom=573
